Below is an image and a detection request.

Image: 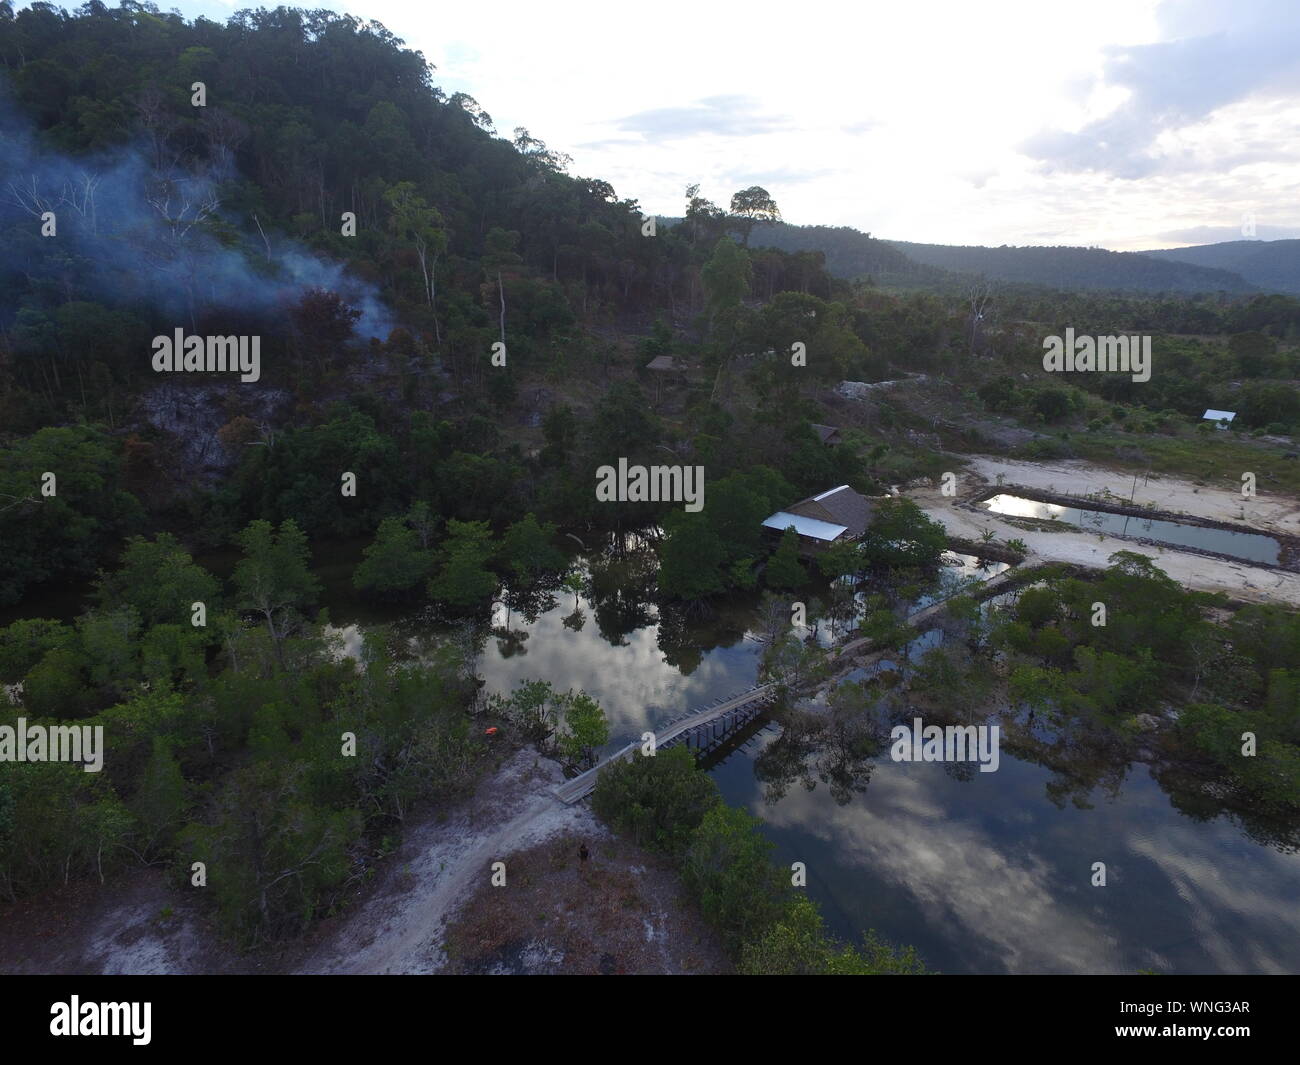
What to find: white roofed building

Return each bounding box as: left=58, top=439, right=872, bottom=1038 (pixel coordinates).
left=761, top=485, right=874, bottom=555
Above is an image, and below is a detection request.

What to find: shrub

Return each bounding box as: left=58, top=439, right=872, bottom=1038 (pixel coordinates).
left=681, top=804, right=790, bottom=955
left=591, top=746, right=720, bottom=855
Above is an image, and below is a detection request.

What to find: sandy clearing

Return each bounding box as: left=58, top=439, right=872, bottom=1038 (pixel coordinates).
left=957, top=456, right=1300, bottom=534
left=910, top=457, right=1300, bottom=607
left=87, top=901, right=207, bottom=975
left=0, top=865, right=242, bottom=976
left=296, top=747, right=603, bottom=975
left=2, top=749, right=606, bottom=976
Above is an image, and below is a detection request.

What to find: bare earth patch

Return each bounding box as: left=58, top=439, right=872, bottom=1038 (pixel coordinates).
left=960, top=455, right=1300, bottom=534
left=441, top=833, right=729, bottom=975
left=295, top=746, right=607, bottom=974
left=910, top=455, right=1300, bottom=607
left=0, top=867, right=250, bottom=975
left=1, top=746, right=648, bottom=976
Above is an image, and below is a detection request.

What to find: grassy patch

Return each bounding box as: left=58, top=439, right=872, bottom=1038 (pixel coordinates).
left=1068, top=429, right=1300, bottom=496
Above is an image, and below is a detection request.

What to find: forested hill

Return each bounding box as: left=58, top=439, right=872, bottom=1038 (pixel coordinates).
left=1140, top=240, right=1300, bottom=294
left=887, top=240, right=1256, bottom=294
left=0, top=0, right=879, bottom=604
left=748, top=222, right=949, bottom=287
left=0, top=1, right=866, bottom=406
left=0, top=0, right=661, bottom=339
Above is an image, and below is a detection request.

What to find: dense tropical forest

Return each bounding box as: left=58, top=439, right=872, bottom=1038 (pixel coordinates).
left=0, top=0, right=899, bottom=965
left=2, top=2, right=1300, bottom=976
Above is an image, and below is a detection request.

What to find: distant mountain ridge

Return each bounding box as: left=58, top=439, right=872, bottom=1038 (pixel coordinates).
left=1139, top=240, right=1300, bottom=294
left=745, top=221, right=1275, bottom=294
left=888, top=240, right=1256, bottom=294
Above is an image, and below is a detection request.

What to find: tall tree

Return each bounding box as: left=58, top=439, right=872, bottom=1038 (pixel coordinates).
left=684, top=183, right=726, bottom=248
left=354, top=516, right=432, bottom=595
left=96, top=533, right=219, bottom=628
left=384, top=182, right=448, bottom=344
left=500, top=513, right=565, bottom=585
left=482, top=227, right=523, bottom=346
left=558, top=691, right=609, bottom=768
left=701, top=237, right=752, bottom=342
left=728, top=185, right=781, bottom=247
left=232, top=519, right=320, bottom=668
left=429, top=519, right=497, bottom=611
left=658, top=512, right=727, bottom=601
left=766, top=527, right=807, bottom=589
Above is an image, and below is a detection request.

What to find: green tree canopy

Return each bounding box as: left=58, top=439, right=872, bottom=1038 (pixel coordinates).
left=765, top=527, right=807, bottom=589
left=354, top=516, right=433, bottom=595
left=429, top=519, right=497, bottom=611
left=232, top=519, right=320, bottom=662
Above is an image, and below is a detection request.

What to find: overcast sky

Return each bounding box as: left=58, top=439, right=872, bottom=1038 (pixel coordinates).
left=159, top=0, right=1300, bottom=248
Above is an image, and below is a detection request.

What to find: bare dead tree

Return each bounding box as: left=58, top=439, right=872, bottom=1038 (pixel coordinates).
left=6, top=169, right=103, bottom=237
left=4, top=174, right=59, bottom=219
left=141, top=176, right=222, bottom=329
left=63, top=170, right=102, bottom=235
left=134, top=85, right=184, bottom=174
left=145, top=176, right=221, bottom=245
left=0, top=491, right=40, bottom=513
left=198, top=107, right=249, bottom=177
left=251, top=212, right=273, bottom=262
left=967, top=280, right=996, bottom=357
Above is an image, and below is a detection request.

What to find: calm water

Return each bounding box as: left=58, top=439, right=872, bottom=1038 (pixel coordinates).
left=982, top=493, right=1281, bottom=566
left=15, top=535, right=1295, bottom=973
left=710, top=734, right=1300, bottom=974
left=319, top=542, right=1300, bottom=975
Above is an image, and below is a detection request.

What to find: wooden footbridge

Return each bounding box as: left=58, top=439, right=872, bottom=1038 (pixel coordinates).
left=554, top=683, right=779, bottom=804
left=554, top=556, right=1032, bottom=805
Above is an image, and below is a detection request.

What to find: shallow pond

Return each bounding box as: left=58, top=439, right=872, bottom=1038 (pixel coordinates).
left=708, top=728, right=1300, bottom=973
left=319, top=542, right=1299, bottom=974
left=14, top=533, right=1294, bottom=973
left=981, top=493, right=1281, bottom=566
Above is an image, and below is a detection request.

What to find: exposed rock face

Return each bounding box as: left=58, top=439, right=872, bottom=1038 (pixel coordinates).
left=836, top=374, right=928, bottom=400
left=136, top=381, right=291, bottom=484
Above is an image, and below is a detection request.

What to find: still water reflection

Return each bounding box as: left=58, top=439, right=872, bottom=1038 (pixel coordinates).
left=321, top=540, right=1299, bottom=974
left=982, top=493, right=1281, bottom=566
left=711, top=734, right=1300, bottom=973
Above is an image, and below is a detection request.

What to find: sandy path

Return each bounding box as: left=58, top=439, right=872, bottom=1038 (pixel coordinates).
left=297, top=747, right=602, bottom=975
left=910, top=456, right=1300, bottom=607
left=3, top=749, right=606, bottom=976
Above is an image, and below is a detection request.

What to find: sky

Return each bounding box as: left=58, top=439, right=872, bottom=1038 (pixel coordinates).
left=116, top=0, right=1300, bottom=248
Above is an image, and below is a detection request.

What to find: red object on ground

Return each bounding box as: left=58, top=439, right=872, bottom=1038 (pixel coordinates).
left=484, top=727, right=498, bottom=736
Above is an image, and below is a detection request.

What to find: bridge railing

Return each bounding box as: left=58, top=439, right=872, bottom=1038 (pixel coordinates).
left=555, top=685, right=778, bottom=802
